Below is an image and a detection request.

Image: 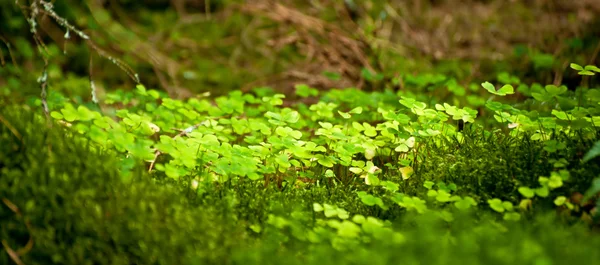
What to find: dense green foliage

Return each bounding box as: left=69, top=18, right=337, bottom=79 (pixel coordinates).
left=2, top=70, right=600, bottom=263
left=1, top=99, right=600, bottom=264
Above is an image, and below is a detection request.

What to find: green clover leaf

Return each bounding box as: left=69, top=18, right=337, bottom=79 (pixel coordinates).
left=554, top=196, right=567, bottom=206
left=482, top=81, right=514, bottom=96
left=503, top=212, right=521, bottom=221
left=518, top=187, right=535, bottom=198
left=487, top=198, right=505, bottom=213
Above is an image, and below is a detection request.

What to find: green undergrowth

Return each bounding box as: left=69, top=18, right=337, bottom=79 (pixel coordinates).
left=37, top=67, right=600, bottom=219
left=2, top=64, right=600, bottom=264
left=2, top=106, right=600, bottom=265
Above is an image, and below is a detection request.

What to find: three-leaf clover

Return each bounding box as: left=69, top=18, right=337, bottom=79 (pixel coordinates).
left=532, top=85, right=567, bottom=102
left=395, top=137, right=415, bottom=152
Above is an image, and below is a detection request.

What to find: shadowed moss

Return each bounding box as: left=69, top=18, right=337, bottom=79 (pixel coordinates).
left=0, top=106, right=244, bottom=265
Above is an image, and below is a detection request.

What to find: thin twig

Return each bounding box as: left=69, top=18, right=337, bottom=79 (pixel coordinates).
left=1, top=198, right=20, bottom=214
left=2, top=198, right=34, bottom=258
left=17, top=0, right=142, bottom=92
left=0, top=43, right=4, bottom=66
left=0, top=35, right=18, bottom=67
left=38, top=0, right=90, bottom=40
left=38, top=61, right=50, bottom=119
left=89, top=54, right=98, bottom=104
left=0, top=114, right=23, bottom=144
left=86, top=40, right=140, bottom=84
left=1, top=240, right=25, bottom=265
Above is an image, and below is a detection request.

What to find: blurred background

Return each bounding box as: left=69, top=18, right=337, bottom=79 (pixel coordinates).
left=1, top=0, right=599, bottom=103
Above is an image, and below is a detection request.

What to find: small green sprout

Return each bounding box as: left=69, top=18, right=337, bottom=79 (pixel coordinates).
left=570, top=63, right=600, bottom=76
left=482, top=81, right=515, bottom=96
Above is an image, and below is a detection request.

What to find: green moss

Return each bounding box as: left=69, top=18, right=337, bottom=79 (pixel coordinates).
left=0, top=106, right=244, bottom=264
left=418, top=128, right=600, bottom=202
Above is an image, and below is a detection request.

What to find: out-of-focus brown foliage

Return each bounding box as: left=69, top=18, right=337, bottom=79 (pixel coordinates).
left=229, top=0, right=600, bottom=93
left=2, top=0, right=599, bottom=99
left=379, top=0, right=600, bottom=61
left=240, top=0, right=377, bottom=94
